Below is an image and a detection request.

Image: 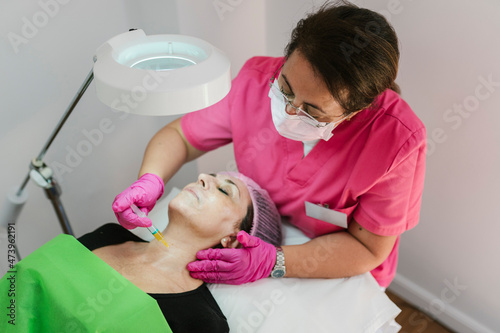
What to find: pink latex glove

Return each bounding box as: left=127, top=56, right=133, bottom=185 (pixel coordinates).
left=187, top=231, right=277, bottom=285
left=112, top=173, right=164, bottom=229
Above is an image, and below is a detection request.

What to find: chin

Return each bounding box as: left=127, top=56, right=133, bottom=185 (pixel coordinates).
left=167, top=195, right=201, bottom=228
left=169, top=192, right=192, bottom=212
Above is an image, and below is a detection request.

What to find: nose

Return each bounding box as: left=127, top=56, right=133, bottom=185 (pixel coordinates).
left=284, top=97, right=305, bottom=116
left=284, top=103, right=298, bottom=116
left=197, top=173, right=214, bottom=189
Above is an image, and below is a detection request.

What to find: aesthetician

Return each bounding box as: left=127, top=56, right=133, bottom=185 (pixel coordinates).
left=112, top=2, right=426, bottom=289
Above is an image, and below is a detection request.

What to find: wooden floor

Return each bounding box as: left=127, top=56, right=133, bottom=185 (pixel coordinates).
left=385, top=290, right=456, bottom=333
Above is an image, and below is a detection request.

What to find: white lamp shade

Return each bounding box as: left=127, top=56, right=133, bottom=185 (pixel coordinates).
left=93, top=29, right=231, bottom=116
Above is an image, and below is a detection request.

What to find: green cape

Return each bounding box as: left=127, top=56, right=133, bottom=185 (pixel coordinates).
left=0, top=234, right=171, bottom=332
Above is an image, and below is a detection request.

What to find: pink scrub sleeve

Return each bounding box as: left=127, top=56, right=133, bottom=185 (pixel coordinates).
left=354, top=127, right=427, bottom=236
left=181, top=56, right=279, bottom=152
left=181, top=90, right=234, bottom=152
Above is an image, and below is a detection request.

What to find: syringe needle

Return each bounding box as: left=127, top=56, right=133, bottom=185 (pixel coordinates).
left=130, top=204, right=169, bottom=248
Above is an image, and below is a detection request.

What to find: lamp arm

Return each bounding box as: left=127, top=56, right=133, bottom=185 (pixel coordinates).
left=38, top=69, right=94, bottom=162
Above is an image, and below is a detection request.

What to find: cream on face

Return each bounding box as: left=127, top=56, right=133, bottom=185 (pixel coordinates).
left=168, top=173, right=252, bottom=240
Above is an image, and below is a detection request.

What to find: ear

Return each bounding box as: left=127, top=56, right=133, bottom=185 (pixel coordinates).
left=220, top=233, right=240, bottom=248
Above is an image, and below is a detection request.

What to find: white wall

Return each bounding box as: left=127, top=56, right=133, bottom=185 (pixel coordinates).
left=173, top=0, right=268, bottom=174
left=360, top=1, right=499, bottom=332
left=0, top=0, right=198, bottom=265
left=1, top=1, right=499, bottom=332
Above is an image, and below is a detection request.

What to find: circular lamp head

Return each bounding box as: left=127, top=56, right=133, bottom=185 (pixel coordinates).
left=93, top=29, right=231, bottom=116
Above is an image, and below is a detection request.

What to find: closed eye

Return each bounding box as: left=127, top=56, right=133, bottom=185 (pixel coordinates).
left=280, top=86, right=294, bottom=99
left=281, top=73, right=329, bottom=119
left=209, top=173, right=238, bottom=197
left=280, top=88, right=318, bottom=118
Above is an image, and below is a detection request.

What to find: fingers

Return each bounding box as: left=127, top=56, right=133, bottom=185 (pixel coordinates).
left=112, top=192, right=134, bottom=212
left=189, top=272, right=241, bottom=285
left=187, top=261, right=242, bottom=284
left=115, top=212, right=137, bottom=230
left=187, top=258, right=238, bottom=273
left=189, top=272, right=217, bottom=283
left=113, top=190, right=158, bottom=213
left=187, top=249, right=241, bottom=275
left=195, top=248, right=241, bottom=262
left=236, top=230, right=261, bottom=248
left=112, top=185, right=150, bottom=214
left=136, top=216, right=152, bottom=228
left=195, top=248, right=222, bottom=260
left=116, top=209, right=152, bottom=229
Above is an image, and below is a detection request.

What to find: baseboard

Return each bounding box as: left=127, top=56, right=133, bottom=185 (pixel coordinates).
left=388, top=273, right=495, bottom=333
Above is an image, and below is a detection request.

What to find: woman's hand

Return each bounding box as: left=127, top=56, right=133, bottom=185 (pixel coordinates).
left=187, top=231, right=277, bottom=284
left=112, top=173, right=164, bottom=229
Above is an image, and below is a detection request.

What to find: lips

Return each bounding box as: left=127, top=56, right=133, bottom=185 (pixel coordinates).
left=184, top=187, right=199, bottom=200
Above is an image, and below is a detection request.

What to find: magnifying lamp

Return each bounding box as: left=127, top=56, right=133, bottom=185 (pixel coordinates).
left=94, top=29, right=231, bottom=115
left=0, top=29, right=231, bottom=259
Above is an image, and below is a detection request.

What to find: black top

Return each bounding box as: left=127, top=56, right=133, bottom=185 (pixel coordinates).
left=78, top=223, right=229, bottom=333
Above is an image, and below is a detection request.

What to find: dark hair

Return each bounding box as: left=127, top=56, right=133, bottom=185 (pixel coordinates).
left=238, top=204, right=254, bottom=234
left=285, top=1, right=401, bottom=114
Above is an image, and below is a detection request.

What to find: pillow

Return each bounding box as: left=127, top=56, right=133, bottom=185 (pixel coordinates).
left=209, top=223, right=400, bottom=332
left=209, top=274, right=400, bottom=333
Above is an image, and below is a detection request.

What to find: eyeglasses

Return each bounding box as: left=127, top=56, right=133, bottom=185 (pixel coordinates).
left=268, top=65, right=329, bottom=128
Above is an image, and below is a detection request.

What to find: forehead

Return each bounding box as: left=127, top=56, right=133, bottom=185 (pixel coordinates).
left=281, top=51, right=345, bottom=114
left=282, top=50, right=326, bottom=90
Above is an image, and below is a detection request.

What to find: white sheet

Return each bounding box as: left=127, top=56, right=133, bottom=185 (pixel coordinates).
left=139, top=188, right=401, bottom=332
left=209, top=274, right=400, bottom=333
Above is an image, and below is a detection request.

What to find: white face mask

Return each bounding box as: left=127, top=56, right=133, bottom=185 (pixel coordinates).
left=268, top=80, right=346, bottom=142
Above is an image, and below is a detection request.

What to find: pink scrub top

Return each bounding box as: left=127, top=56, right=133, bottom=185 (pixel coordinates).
left=182, top=56, right=426, bottom=287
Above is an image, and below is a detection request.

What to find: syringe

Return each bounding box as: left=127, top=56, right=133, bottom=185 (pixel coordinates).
left=130, top=204, right=169, bottom=248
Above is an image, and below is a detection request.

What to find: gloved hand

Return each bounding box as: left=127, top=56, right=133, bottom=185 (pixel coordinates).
left=187, top=231, right=277, bottom=285
left=112, top=173, right=164, bottom=229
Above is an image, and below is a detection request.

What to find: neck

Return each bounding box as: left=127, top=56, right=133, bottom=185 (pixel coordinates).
left=140, top=221, right=217, bottom=279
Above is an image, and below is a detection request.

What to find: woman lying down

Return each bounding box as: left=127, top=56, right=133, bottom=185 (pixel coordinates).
left=78, top=172, right=282, bottom=333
